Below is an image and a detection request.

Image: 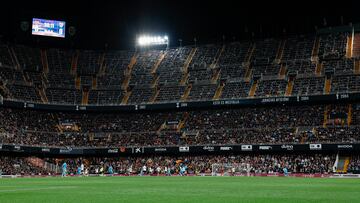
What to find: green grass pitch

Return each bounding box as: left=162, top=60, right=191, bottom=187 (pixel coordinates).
left=0, top=176, right=359, bottom=203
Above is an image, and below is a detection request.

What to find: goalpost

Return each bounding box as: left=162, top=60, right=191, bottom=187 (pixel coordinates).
left=211, top=163, right=251, bottom=176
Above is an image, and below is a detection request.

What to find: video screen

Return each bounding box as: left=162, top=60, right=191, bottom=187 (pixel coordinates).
left=32, top=18, right=65, bottom=38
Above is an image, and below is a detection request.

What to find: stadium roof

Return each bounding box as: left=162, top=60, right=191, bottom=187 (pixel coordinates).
left=0, top=0, right=359, bottom=50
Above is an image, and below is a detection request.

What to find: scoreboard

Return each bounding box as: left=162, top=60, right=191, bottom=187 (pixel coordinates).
left=32, top=18, right=66, bottom=38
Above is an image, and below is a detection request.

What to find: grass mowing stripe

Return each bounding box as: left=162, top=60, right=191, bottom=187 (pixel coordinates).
left=0, top=186, right=78, bottom=193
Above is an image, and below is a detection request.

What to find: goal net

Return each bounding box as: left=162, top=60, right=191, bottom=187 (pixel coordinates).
left=211, top=163, right=251, bottom=176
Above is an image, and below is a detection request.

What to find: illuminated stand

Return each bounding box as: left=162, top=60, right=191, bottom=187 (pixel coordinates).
left=136, top=35, right=169, bottom=50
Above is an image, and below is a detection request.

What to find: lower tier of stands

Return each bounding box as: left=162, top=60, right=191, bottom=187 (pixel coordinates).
left=0, top=102, right=359, bottom=147
left=0, top=154, right=344, bottom=176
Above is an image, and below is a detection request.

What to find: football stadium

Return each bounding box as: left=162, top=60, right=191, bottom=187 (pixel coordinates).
left=1, top=1, right=360, bottom=202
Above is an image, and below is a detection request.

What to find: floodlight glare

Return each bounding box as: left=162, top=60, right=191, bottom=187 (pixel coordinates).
left=137, top=35, right=169, bottom=46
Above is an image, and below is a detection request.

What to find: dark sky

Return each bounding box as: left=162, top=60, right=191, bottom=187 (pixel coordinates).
left=1, top=0, right=359, bottom=50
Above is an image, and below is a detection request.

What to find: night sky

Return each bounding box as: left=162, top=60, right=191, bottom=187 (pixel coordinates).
left=0, top=0, right=359, bottom=50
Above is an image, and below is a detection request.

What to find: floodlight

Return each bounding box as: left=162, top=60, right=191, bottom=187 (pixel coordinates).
left=137, top=35, right=169, bottom=46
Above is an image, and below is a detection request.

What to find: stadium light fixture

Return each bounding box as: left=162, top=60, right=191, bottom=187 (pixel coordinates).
left=137, top=35, right=169, bottom=46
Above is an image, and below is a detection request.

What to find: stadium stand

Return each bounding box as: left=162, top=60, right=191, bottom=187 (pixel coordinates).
left=0, top=31, right=360, bottom=105
left=0, top=154, right=335, bottom=175
left=2, top=28, right=360, bottom=176
left=3, top=103, right=360, bottom=147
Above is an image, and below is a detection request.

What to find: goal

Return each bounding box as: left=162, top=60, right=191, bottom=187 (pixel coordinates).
left=211, top=163, right=251, bottom=176
left=212, top=163, right=235, bottom=176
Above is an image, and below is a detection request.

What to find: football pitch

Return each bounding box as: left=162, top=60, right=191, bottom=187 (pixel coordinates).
left=0, top=176, right=360, bottom=203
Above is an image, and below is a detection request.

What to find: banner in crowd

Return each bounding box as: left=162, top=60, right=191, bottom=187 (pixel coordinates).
left=0, top=143, right=359, bottom=156
left=1, top=92, right=360, bottom=113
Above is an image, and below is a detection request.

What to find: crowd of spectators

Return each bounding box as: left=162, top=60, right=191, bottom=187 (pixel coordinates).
left=0, top=156, right=50, bottom=176
left=0, top=154, right=335, bottom=175
left=347, top=155, right=360, bottom=174
left=0, top=102, right=359, bottom=147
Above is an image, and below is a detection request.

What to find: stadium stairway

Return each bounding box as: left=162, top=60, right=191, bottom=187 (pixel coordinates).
left=336, top=156, right=351, bottom=173
left=56, top=124, right=64, bottom=134
left=75, top=75, right=81, bottom=89
left=55, top=114, right=64, bottom=133
left=275, top=39, right=286, bottom=63
left=300, top=132, right=307, bottom=144
left=180, top=72, right=189, bottom=85
left=37, top=87, right=48, bottom=103
left=156, top=123, right=166, bottom=134
left=210, top=44, right=225, bottom=69
left=315, top=62, right=323, bottom=76
left=210, top=44, right=224, bottom=83
left=346, top=33, right=353, bottom=58
left=156, top=115, right=170, bottom=132
left=121, top=53, right=138, bottom=90
left=348, top=104, right=352, bottom=126
left=324, top=76, right=332, bottom=94
left=40, top=49, right=49, bottom=74
left=248, top=80, right=258, bottom=98
left=295, top=127, right=299, bottom=135
left=354, top=59, right=360, bottom=74
left=311, top=36, right=320, bottom=62
left=98, top=53, right=106, bottom=75
left=298, top=126, right=314, bottom=143
left=323, top=105, right=331, bottom=127
left=9, top=46, right=20, bottom=70
left=310, top=127, right=318, bottom=143
left=213, top=83, right=225, bottom=100
left=71, top=51, right=79, bottom=75
left=312, top=127, right=317, bottom=137
left=121, top=91, right=132, bottom=105
left=181, top=84, right=192, bottom=101
left=183, top=48, right=197, bottom=73
left=158, top=112, right=189, bottom=133
left=22, top=71, right=32, bottom=86
left=151, top=51, right=166, bottom=74
left=211, top=69, right=221, bottom=84
left=179, top=131, right=196, bottom=145
left=177, top=112, right=189, bottom=132
left=151, top=75, right=160, bottom=88
left=0, top=84, right=12, bottom=99
left=244, top=43, right=255, bottom=63
left=91, top=76, right=97, bottom=90
left=180, top=48, right=196, bottom=86
left=352, top=33, right=360, bottom=58
left=150, top=87, right=160, bottom=104
left=244, top=64, right=252, bottom=82
left=81, top=88, right=89, bottom=105
left=92, top=76, right=97, bottom=89
left=279, top=64, right=287, bottom=79
left=121, top=75, right=131, bottom=90
left=344, top=157, right=351, bottom=173
left=285, top=77, right=294, bottom=96
left=128, top=53, right=138, bottom=70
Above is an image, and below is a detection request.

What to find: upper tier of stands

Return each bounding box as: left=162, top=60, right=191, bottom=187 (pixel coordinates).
left=1, top=31, right=360, bottom=105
